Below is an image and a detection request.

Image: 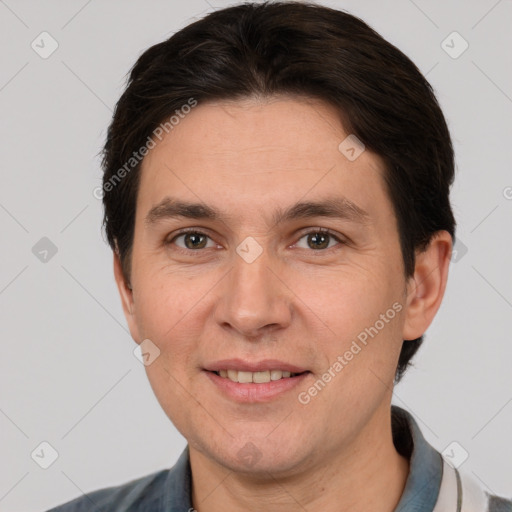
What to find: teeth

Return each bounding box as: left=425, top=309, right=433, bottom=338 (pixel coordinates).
left=238, top=371, right=253, bottom=383
left=270, top=370, right=282, bottom=381
left=253, top=371, right=270, bottom=383
left=216, top=369, right=300, bottom=383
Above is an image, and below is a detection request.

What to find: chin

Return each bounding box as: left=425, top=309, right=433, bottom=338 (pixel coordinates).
left=198, top=434, right=313, bottom=477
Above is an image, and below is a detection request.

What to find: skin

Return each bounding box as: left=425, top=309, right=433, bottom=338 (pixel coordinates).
left=114, top=96, right=452, bottom=512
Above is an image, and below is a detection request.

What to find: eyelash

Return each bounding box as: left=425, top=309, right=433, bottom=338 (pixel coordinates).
left=165, top=227, right=346, bottom=254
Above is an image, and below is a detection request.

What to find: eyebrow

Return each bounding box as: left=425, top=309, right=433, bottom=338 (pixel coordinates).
left=144, top=196, right=371, bottom=228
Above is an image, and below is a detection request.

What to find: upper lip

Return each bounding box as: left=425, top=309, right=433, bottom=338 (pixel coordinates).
left=204, top=359, right=309, bottom=373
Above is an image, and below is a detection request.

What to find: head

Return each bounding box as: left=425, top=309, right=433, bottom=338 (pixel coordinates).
left=103, top=1, right=454, bottom=475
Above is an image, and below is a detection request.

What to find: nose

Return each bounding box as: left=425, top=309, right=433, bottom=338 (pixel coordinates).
left=213, top=248, right=292, bottom=340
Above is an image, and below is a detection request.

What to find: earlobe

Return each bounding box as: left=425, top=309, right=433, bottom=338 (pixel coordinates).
left=402, top=231, right=452, bottom=341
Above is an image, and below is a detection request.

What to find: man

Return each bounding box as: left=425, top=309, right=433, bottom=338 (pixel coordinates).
left=48, top=2, right=511, bottom=511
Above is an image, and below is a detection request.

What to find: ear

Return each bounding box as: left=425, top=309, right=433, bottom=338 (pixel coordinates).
left=113, top=250, right=141, bottom=344
left=402, top=230, right=452, bottom=341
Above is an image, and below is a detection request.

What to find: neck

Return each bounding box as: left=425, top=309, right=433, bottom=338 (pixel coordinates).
left=189, top=405, right=410, bottom=512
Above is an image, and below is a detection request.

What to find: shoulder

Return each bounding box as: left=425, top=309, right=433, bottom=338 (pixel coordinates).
left=45, top=468, right=171, bottom=512
left=46, top=446, right=191, bottom=511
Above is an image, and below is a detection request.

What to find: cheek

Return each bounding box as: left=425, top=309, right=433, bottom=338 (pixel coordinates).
left=139, top=309, right=202, bottom=433
left=143, top=358, right=196, bottom=439
left=293, top=263, right=395, bottom=332
left=292, top=264, right=405, bottom=379
left=132, top=282, right=198, bottom=405
left=132, top=270, right=196, bottom=335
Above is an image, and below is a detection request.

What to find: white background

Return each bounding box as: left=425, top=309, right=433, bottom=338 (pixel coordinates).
left=0, top=0, right=511, bottom=510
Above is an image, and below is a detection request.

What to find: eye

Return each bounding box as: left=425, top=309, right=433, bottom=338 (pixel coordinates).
left=170, top=230, right=217, bottom=250
left=166, top=228, right=344, bottom=253
left=295, top=228, right=344, bottom=250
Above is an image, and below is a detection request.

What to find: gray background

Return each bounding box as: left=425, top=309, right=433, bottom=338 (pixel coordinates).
left=0, top=0, right=511, bottom=510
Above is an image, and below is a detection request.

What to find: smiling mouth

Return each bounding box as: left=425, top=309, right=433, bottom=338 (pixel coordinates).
left=212, top=369, right=308, bottom=383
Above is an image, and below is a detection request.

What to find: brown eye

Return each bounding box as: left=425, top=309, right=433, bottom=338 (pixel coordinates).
left=295, top=230, right=342, bottom=251
left=307, top=232, right=330, bottom=250
left=172, top=231, right=213, bottom=250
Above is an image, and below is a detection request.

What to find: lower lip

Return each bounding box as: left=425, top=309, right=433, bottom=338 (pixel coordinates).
left=204, top=371, right=310, bottom=403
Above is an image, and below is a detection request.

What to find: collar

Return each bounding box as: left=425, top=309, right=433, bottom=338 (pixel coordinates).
left=392, top=405, right=444, bottom=511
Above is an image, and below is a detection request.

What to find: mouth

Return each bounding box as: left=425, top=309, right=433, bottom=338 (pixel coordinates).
left=203, top=361, right=311, bottom=402
left=211, top=369, right=307, bottom=383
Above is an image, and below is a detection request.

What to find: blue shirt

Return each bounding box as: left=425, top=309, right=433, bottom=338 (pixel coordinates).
left=46, top=406, right=512, bottom=511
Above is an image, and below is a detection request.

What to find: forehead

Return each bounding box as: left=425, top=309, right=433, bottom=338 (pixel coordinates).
left=136, top=96, right=393, bottom=228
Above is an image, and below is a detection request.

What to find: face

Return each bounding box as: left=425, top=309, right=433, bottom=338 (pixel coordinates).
left=115, top=96, right=430, bottom=476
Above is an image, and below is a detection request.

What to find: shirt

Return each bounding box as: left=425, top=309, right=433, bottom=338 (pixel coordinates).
left=46, top=405, right=512, bottom=511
